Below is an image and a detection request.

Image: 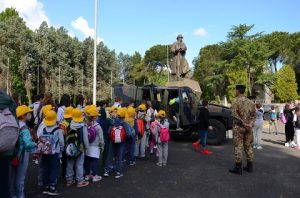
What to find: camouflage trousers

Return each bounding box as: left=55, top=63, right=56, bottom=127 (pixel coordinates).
left=233, top=125, right=254, bottom=163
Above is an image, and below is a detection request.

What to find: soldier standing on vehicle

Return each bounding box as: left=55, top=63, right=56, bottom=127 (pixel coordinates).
left=229, top=85, right=256, bottom=175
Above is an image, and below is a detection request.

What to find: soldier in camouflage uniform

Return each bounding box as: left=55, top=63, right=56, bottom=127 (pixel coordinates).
left=229, top=85, right=256, bottom=175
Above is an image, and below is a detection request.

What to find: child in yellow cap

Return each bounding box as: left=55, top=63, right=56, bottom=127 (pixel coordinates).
left=37, top=110, right=64, bottom=196
left=153, top=110, right=170, bottom=167
left=65, top=108, right=90, bottom=188
left=11, top=106, right=36, bottom=198
left=104, top=108, right=131, bottom=179
left=135, top=104, right=147, bottom=158
left=84, top=107, right=104, bottom=182
left=125, top=106, right=137, bottom=165
left=59, top=106, right=74, bottom=180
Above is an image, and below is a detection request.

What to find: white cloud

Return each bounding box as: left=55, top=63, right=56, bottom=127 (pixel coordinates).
left=71, top=16, right=104, bottom=43
left=193, top=27, right=208, bottom=37
left=0, top=0, right=49, bottom=30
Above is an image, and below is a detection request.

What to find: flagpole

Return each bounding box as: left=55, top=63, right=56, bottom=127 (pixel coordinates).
left=93, top=0, right=98, bottom=105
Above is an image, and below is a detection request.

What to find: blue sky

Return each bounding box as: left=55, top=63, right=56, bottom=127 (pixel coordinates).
left=1, top=0, right=300, bottom=67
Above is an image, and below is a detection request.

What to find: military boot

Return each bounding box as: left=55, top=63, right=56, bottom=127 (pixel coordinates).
left=243, top=161, right=253, bottom=173
left=229, top=163, right=242, bottom=175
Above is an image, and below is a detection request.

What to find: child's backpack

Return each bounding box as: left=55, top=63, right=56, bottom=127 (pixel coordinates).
left=65, top=127, right=84, bottom=158
left=37, top=127, right=59, bottom=155
left=136, top=119, right=145, bottom=137
left=0, top=108, right=19, bottom=153
left=87, top=124, right=97, bottom=143
left=159, top=127, right=170, bottom=142
left=111, top=125, right=126, bottom=143
left=59, top=120, right=70, bottom=137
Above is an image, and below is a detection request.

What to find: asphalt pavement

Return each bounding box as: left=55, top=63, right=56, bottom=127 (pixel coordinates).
left=25, top=121, right=300, bottom=198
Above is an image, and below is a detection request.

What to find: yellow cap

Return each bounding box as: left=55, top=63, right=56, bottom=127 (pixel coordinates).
left=42, top=105, right=54, bottom=115
left=72, top=108, right=84, bottom=123
left=84, top=105, right=97, bottom=114
left=44, top=110, right=57, bottom=126
left=138, top=104, right=146, bottom=111
left=64, top=106, right=74, bottom=119
left=16, top=105, right=33, bottom=118
left=157, top=110, right=166, bottom=118
left=117, top=107, right=127, bottom=118
left=126, top=106, right=136, bottom=118
left=109, top=106, right=119, bottom=113
left=86, top=107, right=100, bottom=117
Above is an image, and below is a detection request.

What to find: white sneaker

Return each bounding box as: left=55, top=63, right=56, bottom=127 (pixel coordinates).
left=253, top=145, right=257, bottom=149
left=256, top=146, right=263, bottom=150
left=290, top=141, right=297, bottom=147
left=285, top=142, right=290, bottom=147
left=92, top=175, right=102, bottom=182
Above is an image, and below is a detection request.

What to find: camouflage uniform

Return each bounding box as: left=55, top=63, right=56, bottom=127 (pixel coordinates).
left=231, top=95, right=256, bottom=163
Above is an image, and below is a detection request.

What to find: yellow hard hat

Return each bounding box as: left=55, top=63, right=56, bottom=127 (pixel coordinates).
left=138, top=104, right=146, bottom=111
left=64, top=106, right=74, bottom=119
left=117, top=107, right=127, bottom=118
left=126, top=106, right=136, bottom=118
left=157, top=110, right=166, bottom=118
left=86, top=107, right=100, bottom=117
left=42, top=105, right=54, bottom=115
left=16, top=105, right=33, bottom=118
left=72, top=108, right=84, bottom=123
left=44, top=110, right=57, bottom=127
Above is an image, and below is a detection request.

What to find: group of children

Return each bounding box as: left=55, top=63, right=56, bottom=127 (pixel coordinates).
left=10, top=95, right=170, bottom=197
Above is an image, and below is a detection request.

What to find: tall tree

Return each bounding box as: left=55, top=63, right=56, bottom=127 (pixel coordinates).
left=116, top=52, right=133, bottom=84
left=272, top=65, right=298, bottom=102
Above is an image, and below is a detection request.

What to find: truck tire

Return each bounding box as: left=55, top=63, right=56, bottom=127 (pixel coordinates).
left=207, top=119, right=226, bottom=145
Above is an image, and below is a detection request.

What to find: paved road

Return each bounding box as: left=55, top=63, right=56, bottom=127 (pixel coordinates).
left=25, top=121, right=300, bottom=198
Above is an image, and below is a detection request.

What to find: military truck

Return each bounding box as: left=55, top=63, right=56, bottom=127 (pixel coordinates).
left=113, top=81, right=232, bottom=145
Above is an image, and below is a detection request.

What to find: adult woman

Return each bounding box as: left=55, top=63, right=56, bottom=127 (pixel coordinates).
left=283, top=103, right=296, bottom=147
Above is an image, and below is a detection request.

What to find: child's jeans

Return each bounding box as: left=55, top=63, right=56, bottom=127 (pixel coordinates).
left=66, top=153, right=85, bottom=183
left=41, top=153, right=60, bottom=190
left=199, top=130, right=208, bottom=147
left=38, top=155, right=43, bottom=186
left=157, top=142, right=168, bottom=164
left=84, top=156, right=99, bottom=176
left=10, top=152, right=30, bottom=198
left=129, top=138, right=135, bottom=163
left=135, top=132, right=146, bottom=157
left=105, top=143, right=124, bottom=174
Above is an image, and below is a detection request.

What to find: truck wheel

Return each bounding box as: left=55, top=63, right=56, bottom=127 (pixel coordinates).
left=207, top=119, right=226, bottom=145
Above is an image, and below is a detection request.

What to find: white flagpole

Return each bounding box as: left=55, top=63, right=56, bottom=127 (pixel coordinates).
left=93, top=0, right=98, bottom=105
